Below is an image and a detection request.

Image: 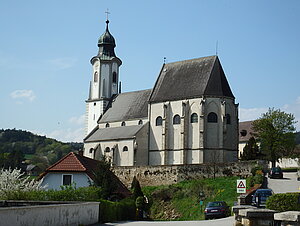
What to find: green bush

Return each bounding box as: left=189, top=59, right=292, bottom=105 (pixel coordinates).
left=248, top=174, right=264, bottom=187
left=251, top=165, right=263, bottom=176
left=99, top=198, right=136, bottom=223
left=266, top=193, right=300, bottom=212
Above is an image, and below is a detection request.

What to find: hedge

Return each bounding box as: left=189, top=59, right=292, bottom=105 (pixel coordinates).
left=266, top=193, right=300, bottom=212
left=99, top=198, right=136, bottom=223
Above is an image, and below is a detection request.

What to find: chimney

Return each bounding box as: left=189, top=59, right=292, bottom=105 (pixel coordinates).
left=78, top=149, right=84, bottom=156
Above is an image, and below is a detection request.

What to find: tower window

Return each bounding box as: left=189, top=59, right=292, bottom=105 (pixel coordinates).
left=226, top=114, right=231, bottom=124
left=123, top=146, right=128, bottom=152
left=191, top=113, right=198, bottom=123
left=138, top=120, right=143, bottom=125
left=105, top=147, right=110, bottom=152
left=105, top=123, right=110, bottom=128
left=94, top=71, right=98, bottom=82
left=156, top=116, right=162, bottom=126
left=208, top=112, right=218, bottom=123
left=173, top=114, right=181, bottom=125
left=89, top=148, right=93, bottom=153
left=121, top=121, right=126, bottom=126
left=94, top=102, right=96, bottom=106
left=113, top=72, right=117, bottom=83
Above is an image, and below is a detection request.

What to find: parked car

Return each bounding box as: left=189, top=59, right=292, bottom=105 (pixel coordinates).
left=204, top=201, right=230, bottom=220
left=252, top=189, right=274, bottom=207
left=268, top=167, right=283, bottom=179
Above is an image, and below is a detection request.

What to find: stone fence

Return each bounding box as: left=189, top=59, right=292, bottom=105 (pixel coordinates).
left=233, top=206, right=300, bottom=226
left=0, top=200, right=100, bottom=226
left=113, top=161, right=256, bottom=187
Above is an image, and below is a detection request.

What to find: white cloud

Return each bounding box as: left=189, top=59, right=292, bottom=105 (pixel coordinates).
left=69, top=114, right=85, bottom=125
left=10, top=89, right=36, bottom=102
left=47, top=127, right=84, bottom=142
left=47, top=57, right=77, bottom=70
left=239, top=107, right=268, bottom=122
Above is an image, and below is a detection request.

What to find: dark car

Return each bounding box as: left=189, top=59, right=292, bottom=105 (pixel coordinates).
left=252, top=189, right=273, bottom=207
left=268, top=167, right=283, bottom=179
left=204, top=201, right=230, bottom=220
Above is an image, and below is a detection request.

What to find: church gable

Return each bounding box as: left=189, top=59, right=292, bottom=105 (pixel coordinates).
left=149, top=55, right=234, bottom=103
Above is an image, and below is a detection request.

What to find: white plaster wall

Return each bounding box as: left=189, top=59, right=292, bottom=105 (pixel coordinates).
left=205, top=99, right=220, bottom=148
left=167, top=150, right=182, bottom=164
left=101, top=64, right=110, bottom=98
left=83, top=142, right=96, bottom=159
left=273, top=158, right=299, bottom=168
left=149, top=151, right=164, bottom=165
left=41, top=172, right=91, bottom=190
left=112, top=62, right=119, bottom=95
left=0, top=202, right=99, bottom=226
left=149, top=102, right=164, bottom=150
left=86, top=101, right=106, bottom=135
left=91, top=60, right=100, bottom=99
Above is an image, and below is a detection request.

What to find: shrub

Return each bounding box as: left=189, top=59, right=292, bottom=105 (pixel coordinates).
left=248, top=174, right=264, bottom=187
left=266, top=193, right=300, bottom=212
left=251, top=165, right=263, bottom=176
left=99, top=198, right=136, bottom=223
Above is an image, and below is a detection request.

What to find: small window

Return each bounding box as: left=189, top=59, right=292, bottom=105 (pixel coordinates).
left=208, top=112, right=218, bottom=123
left=105, top=147, right=110, bottom=152
left=89, top=148, right=93, bottom=153
left=123, top=146, right=128, bottom=152
left=121, top=121, right=126, bottom=126
left=62, top=175, right=72, bottom=186
left=240, top=130, right=247, bottom=137
left=156, top=116, right=162, bottom=126
left=112, top=72, right=117, bottom=83
left=138, top=120, right=143, bottom=125
left=94, top=71, right=98, bottom=82
left=94, top=102, right=96, bottom=106
left=191, top=113, right=198, bottom=123
left=173, top=114, right=181, bottom=125
left=226, top=114, right=231, bottom=124
left=105, top=123, right=110, bottom=128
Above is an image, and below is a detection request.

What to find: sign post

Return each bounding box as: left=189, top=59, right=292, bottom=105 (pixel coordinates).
left=237, top=179, right=246, bottom=193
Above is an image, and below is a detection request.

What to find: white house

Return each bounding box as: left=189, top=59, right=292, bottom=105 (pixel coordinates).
left=83, top=19, right=239, bottom=166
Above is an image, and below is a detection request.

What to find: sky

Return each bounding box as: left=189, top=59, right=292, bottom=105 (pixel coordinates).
left=1, top=0, right=300, bottom=142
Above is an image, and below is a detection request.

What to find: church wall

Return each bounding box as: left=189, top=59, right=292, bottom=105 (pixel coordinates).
left=149, top=151, right=164, bottom=165
left=111, top=62, right=119, bottom=95
left=135, top=123, right=149, bottom=165
left=101, top=64, right=110, bottom=98
left=205, top=99, right=220, bottom=148
left=99, top=118, right=147, bottom=128
left=149, top=102, right=164, bottom=151
left=86, top=101, right=105, bottom=135
left=91, top=60, right=100, bottom=99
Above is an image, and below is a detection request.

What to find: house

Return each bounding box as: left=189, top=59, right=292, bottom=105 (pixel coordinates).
left=40, top=151, right=131, bottom=197
left=83, top=19, right=239, bottom=166
left=238, top=121, right=255, bottom=158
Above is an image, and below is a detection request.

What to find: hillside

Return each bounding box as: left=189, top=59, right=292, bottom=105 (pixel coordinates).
left=0, top=129, right=83, bottom=173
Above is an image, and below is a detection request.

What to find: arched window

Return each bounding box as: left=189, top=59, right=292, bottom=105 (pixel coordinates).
left=123, top=146, right=128, bottom=152
left=138, top=120, right=143, bottom=125
left=94, top=71, right=98, bottom=82
left=105, top=123, right=110, bottom=128
left=226, top=114, right=231, bottom=124
left=173, top=114, right=181, bottom=125
left=156, top=116, right=162, bottom=126
left=104, top=147, right=110, bottom=152
left=89, top=148, right=93, bottom=153
left=121, top=121, right=126, bottom=126
left=190, top=113, right=198, bottom=123
left=207, top=112, right=218, bottom=123
left=112, top=72, right=117, bottom=83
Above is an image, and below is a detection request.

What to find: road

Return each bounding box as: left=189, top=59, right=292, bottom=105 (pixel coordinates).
left=95, top=216, right=234, bottom=226
left=268, top=172, right=300, bottom=193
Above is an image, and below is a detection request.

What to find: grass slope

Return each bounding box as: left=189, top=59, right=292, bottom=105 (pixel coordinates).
left=143, top=176, right=240, bottom=221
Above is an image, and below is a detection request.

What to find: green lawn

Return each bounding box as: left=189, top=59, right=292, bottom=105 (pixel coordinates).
left=142, top=176, right=240, bottom=221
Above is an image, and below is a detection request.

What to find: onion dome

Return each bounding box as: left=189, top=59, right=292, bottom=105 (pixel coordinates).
left=97, top=20, right=116, bottom=59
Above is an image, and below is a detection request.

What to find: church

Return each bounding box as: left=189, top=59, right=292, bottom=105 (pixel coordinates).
left=83, top=19, right=239, bottom=166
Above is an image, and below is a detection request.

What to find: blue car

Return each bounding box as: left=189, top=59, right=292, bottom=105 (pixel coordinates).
left=204, top=201, right=230, bottom=220
left=252, top=189, right=273, bottom=207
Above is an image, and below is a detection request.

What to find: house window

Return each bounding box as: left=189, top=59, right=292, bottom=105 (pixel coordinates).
left=121, top=121, right=126, bottom=126
left=123, top=146, right=128, bottom=152
left=138, top=120, right=143, bottom=125
left=173, top=114, right=181, bottom=125
left=226, top=114, right=231, bottom=124
left=62, top=175, right=72, bottom=186
left=191, top=113, right=198, bottom=123
left=156, top=116, right=162, bottom=126
left=112, top=72, right=117, bottom=83
left=94, top=71, right=98, bottom=82
left=208, top=112, right=218, bottom=123
left=105, top=123, right=110, bottom=128
left=105, top=147, right=110, bottom=152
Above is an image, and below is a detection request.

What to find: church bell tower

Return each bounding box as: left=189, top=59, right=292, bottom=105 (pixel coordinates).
left=85, top=18, right=122, bottom=135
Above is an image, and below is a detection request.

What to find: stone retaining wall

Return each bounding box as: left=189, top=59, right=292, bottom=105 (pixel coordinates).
left=113, top=161, right=255, bottom=187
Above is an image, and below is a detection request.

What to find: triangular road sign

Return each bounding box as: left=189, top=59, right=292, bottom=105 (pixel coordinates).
left=237, top=181, right=245, bottom=188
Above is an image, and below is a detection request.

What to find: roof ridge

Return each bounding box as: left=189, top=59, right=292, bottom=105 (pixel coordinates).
left=118, top=88, right=152, bottom=95
left=165, top=55, right=216, bottom=66
left=72, top=152, right=88, bottom=171
left=44, top=151, right=74, bottom=171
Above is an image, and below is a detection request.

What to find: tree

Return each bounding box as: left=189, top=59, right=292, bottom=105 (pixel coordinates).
left=240, top=137, right=260, bottom=160
left=131, top=176, right=144, bottom=200
left=91, top=156, right=117, bottom=199
left=252, top=108, right=297, bottom=167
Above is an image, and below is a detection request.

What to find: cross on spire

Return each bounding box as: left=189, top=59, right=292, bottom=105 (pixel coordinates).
left=105, top=9, right=110, bottom=21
